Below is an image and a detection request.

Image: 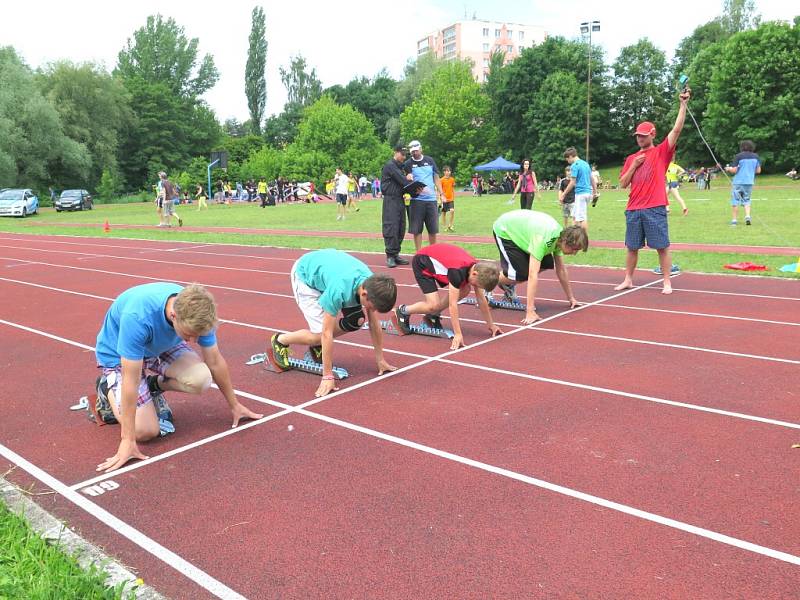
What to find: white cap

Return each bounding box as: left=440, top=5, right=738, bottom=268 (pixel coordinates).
left=408, top=140, right=422, bottom=151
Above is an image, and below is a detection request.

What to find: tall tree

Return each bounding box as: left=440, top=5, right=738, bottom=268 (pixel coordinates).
left=396, top=53, right=446, bottom=110
left=672, top=19, right=729, bottom=77
left=721, top=0, right=760, bottom=33
left=324, top=71, right=399, bottom=139
left=279, top=55, right=322, bottom=106
left=245, top=6, right=267, bottom=135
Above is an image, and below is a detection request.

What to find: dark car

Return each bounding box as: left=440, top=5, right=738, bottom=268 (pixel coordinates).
left=56, top=189, right=93, bottom=211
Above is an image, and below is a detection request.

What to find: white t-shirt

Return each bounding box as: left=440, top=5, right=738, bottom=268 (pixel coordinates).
left=335, top=173, right=349, bottom=195
left=358, top=176, right=368, bottom=187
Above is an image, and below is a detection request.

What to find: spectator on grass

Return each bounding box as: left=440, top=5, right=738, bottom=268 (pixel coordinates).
left=347, top=171, right=360, bottom=211
left=359, top=174, right=369, bottom=198
left=334, top=167, right=349, bottom=221
left=195, top=184, right=207, bottom=210
left=561, top=148, right=595, bottom=232
left=666, top=162, right=689, bottom=215
left=92, top=283, right=263, bottom=472
left=615, top=86, right=692, bottom=295
left=725, top=140, right=761, bottom=226
left=511, top=158, right=538, bottom=210
left=381, top=145, right=410, bottom=268
left=158, top=172, right=183, bottom=227
left=372, top=176, right=381, bottom=198
left=558, top=166, right=575, bottom=228
left=404, top=140, right=444, bottom=252
left=258, top=177, right=268, bottom=208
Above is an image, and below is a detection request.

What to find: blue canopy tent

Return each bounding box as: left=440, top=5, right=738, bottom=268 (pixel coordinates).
left=474, top=157, right=520, bottom=171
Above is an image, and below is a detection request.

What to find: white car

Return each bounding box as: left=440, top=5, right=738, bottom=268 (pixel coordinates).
left=0, top=188, right=39, bottom=217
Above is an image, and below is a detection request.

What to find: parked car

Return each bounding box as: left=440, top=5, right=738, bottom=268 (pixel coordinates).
left=0, top=188, right=39, bottom=217
left=56, top=189, right=93, bottom=212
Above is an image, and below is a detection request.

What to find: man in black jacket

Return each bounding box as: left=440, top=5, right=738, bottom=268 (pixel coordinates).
left=381, top=145, right=411, bottom=268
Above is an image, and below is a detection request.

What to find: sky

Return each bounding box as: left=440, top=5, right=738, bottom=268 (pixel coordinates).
left=2, top=0, right=790, bottom=123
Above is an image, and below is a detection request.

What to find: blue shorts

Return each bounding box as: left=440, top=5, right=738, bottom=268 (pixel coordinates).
left=668, top=181, right=680, bottom=189
left=731, top=184, right=752, bottom=206
left=625, top=206, right=670, bottom=250
left=336, top=193, right=348, bottom=205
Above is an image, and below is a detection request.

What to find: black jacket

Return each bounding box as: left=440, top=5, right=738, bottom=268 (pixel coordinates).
left=381, top=159, right=407, bottom=198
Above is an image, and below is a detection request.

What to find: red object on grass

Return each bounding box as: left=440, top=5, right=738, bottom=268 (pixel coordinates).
left=723, top=262, right=768, bottom=271
left=103, top=220, right=110, bottom=232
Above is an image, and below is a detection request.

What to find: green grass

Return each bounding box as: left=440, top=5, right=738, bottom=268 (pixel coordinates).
left=0, top=503, right=131, bottom=599
left=1, top=176, right=798, bottom=278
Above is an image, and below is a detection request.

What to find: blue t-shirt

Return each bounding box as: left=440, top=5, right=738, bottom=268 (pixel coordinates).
left=731, top=151, right=760, bottom=185
left=96, top=283, right=217, bottom=367
left=404, top=155, right=440, bottom=201
left=296, top=249, right=372, bottom=316
left=570, top=158, right=592, bottom=195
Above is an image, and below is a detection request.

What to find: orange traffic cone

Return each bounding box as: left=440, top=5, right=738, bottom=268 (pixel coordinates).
left=103, top=220, right=111, bottom=233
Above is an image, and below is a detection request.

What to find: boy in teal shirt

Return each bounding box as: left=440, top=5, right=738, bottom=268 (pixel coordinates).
left=492, top=210, right=589, bottom=324
left=271, top=249, right=398, bottom=397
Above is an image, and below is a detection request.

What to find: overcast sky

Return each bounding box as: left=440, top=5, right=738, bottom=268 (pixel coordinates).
left=3, top=0, right=789, bottom=123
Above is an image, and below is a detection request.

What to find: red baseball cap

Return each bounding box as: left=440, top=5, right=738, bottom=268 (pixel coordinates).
left=634, top=121, right=656, bottom=137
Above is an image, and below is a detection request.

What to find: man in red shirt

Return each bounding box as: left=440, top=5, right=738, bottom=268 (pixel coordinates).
left=395, top=243, right=502, bottom=349
left=615, top=88, right=691, bottom=295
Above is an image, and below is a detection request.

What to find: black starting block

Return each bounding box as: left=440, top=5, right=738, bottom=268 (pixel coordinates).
left=362, top=315, right=454, bottom=339
left=246, top=349, right=349, bottom=380
left=459, top=296, right=527, bottom=311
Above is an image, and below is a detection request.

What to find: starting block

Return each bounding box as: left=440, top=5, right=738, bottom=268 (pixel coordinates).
left=246, top=349, right=349, bottom=380
left=459, top=296, right=527, bottom=311
left=362, top=315, right=454, bottom=339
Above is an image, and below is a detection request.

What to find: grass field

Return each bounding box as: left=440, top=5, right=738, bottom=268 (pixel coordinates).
left=1, top=174, right=798, bottom=277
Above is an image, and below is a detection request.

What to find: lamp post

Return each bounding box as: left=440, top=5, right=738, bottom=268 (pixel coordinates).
left=580, top=20, right=600, bottom=161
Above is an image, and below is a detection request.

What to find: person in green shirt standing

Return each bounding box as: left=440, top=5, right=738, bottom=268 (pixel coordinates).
left=666, top=162, right=688, bottom=215
left=270, top=249, right=398, bottom=397
left=492, top=210, right=589, bottom=324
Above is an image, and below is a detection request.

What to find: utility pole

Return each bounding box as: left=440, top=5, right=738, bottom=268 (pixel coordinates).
left=580, top=21, right=600, bottom=160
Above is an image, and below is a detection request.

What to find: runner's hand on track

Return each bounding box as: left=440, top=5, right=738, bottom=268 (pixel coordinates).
left=377, top=359, right=397, bottom=375
left=231, top=403, right=263, bottom=428
left=315, top=378, right=339, bottom=398
left=450, top=334, right=465, bottom=350
left=488, top=325, right=503, bottom=337
left=97, top=439, right=148, bottom=473
left=522, top=310, right=541, bottom=325
left=568, top=298, right=581, bottom=309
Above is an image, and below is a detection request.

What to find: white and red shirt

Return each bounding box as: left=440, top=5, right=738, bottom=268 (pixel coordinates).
left=621, top=138, right=675, bottom=210
left=417, top=243, right=476, bottom=288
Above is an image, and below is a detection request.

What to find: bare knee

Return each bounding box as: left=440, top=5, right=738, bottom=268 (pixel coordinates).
left=176, top=362, right=212, bottom=395
left=136, top=422, right=161, bottom=442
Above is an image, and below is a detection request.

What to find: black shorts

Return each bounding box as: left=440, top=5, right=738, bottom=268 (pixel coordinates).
left=441, top=201, right=454, bottom=212
left=336, top=193, right=348, bottom=205
left=493, top=233, right=554, bottom=281
left=412, top=255, right=445, bottom=294
left=408, top=200, right=439, bottom=235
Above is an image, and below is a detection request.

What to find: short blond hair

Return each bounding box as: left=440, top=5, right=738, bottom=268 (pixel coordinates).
left=560, top=225, right=589, bottom=253
left=473, top=261, right=500, bottom=291
left=173, top=284, right=217, bottom=334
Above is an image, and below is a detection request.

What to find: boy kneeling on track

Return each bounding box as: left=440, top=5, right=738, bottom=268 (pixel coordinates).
left=270, top=249, right=398, bottom=397
left=492, top=209, right=589, bottom=324
left=395, top=243, right=502, bottom=349
left=93, top=283, right=263, bottom=473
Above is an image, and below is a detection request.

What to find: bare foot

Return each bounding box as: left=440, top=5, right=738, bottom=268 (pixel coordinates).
left=662, top=284, right=673, bottom=295
left=614, top=280, right=633, bottom=291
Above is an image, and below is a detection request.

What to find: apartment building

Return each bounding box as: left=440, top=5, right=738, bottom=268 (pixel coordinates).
left=417, top=19, right=547, bottom=82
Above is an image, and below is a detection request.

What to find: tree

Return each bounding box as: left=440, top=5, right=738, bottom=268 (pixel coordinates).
left=245, top=6, right=267, bottom=134
left=223, top=118, right=248, bottom=137
left=36, top=61, right=133, bottom=189
left=672, top=19, right=729, bottom=77
left=279, top=55, right=322, bottom=106
left=0, top=47, right=90, bottom=189
left=704, top=21, right=800, bottom=170
left=611, top=39, right=671, bottom=150
left=396, top=53, right=446, bottom=110
left=324, top=71, right=400, bottom=140
left=263, top=102, right=304, bottom=147
left=400, top=60, right=499, bottom=177
left=116, top=14, right=218, bottom=98
left=721, top=0, right=760, bottom=33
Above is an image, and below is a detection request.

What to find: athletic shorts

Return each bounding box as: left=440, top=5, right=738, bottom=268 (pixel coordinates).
left=572, top=193, right=592, bottom=222
left=731, top=184, right=753, bottom=206
left=336, top=193, right=348, bottom=205
left=99, top=343, right=194, bottom=409
left=668, top=181, right=680, bottom=189
left=493, top=233, right=553, bottom=282
left=412, top=254, right=446, bottom=294
left=441, top=201, right=454, bottom=213
left=561, top=201, right=574, bottom=219
left=162, top=201, right=175, bottom=216
left=625, top=206, right=670, bottom=250
left=408, top=200, right=439, bottom=235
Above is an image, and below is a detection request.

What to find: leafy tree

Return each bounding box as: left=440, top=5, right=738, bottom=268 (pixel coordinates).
left=96, top=167, right=124, bottom=200
left=116, top=14, right=218, bottom=98
left=399, top=60, right=498, bottom=177
left=223, top=118, right=248, bottom=137
left=705, top=21, right=800, bottom=170
left=279, top=55, right=322, bottom=106
left=36, top=61, right=133, bottom=189
left=216, top=134, right=265, bottom=165
left=263, top=102, right=304, bottom=147
left=672, top=19, right=729, bottom=77
left=0, top=47, right=90, bottom=189
left=239, top=145, right=283, bottom=181
left=721, top=0, right=760, bottom=33
left=325, top=71, right=399, bottom=139
left=396, top=53, right=447, bottom=110
left=245, top=6, right=267, bottom=134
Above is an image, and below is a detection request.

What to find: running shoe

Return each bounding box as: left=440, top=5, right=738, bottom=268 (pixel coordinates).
left=152, top=393, right=173, bottom=424
left=745, top=217, right=751, bottom=226
left=394, top=305, right=412, bottom=334
left=270, top=333, right=292, bottom=370
left=306, top=345, right=323, bottom=364
left=93, top=375, right=118, bottom=425
left=423, top=313, right=444, bottom=330
left=498, top=282, right=518, bottom=303
left=178, top=217, right=183, bottom=227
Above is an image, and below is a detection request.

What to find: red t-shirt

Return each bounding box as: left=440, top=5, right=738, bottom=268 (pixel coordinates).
left=620, top=138, right=675, bottom=210
left=417, top=243, right=476, bottom=288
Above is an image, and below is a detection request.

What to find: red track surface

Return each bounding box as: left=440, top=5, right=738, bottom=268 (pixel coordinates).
left=22, top=221, right=800, bottom=255
left=1, top=231, right=799, bottom=599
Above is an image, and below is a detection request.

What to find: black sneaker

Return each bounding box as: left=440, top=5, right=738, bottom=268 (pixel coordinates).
left=270, top=333, right=292, bottom=370
left=423, top=314, right=444, bottom=330
left=745, top=217, right=751, bottom=226
left=386, top=256, right=397, bottom=268
left=93, top=375, right=118, bottom=425
left=394, top=256, right=409, bottom=265
left=306, top=345, right=323, bottom=364
left=394, top=305, right=412, bottom=334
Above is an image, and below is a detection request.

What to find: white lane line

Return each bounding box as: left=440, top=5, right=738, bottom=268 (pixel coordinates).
left=5, top=233, right=796, bottom=301
left=0, top=319, right=95, bottom=351
left=530, top=326, right=800, bottom=365
left=598, top=303, right=800, bottom=327
left=7, top=311, right=800, bottom=567
left=0, top=443, right=247, bottom=599
left=436, top=357, right=800, bottom=430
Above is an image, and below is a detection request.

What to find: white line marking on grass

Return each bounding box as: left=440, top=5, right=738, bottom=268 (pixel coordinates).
left=598, top=303, right=800, bottom=327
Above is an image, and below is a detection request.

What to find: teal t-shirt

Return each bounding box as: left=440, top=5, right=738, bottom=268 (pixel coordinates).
left=296, top=249, right=372, bottom=316
left=493, top=210, right=563, bottom=261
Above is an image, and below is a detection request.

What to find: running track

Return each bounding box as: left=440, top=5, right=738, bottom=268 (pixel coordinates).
left=0, top=232, right=798, bottom=599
